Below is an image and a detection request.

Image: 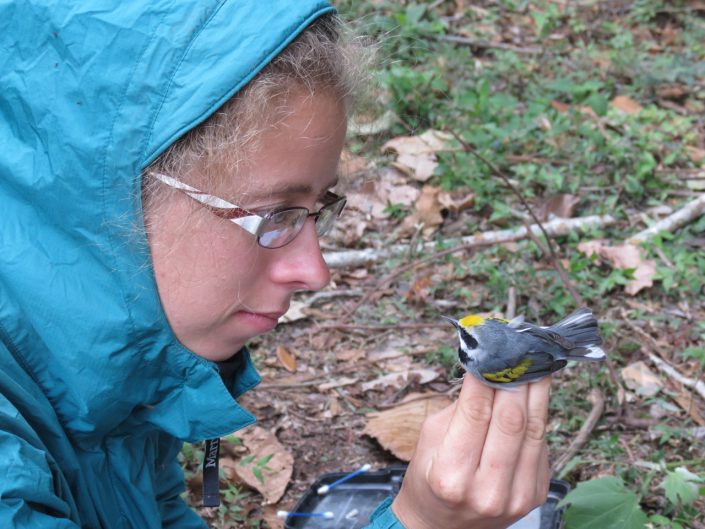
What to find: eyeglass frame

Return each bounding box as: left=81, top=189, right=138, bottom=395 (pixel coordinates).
left=148, top=171, right=346, bottom=249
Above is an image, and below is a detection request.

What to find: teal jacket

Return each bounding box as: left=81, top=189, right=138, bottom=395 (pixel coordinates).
left=0, top=1, right=401, bottom=527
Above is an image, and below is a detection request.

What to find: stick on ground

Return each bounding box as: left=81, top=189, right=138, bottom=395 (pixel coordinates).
left=552, top=388, right=606, bottom=475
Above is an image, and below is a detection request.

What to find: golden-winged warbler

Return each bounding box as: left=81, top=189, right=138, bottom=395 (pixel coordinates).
left=444, top=307, right=606, bottom=388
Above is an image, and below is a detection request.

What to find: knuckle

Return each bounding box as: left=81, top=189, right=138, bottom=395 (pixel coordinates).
left=460, top=395, right=494, bottom=424
left=510, top=482, right=550, bottom=519
left=471, top=491, right=506, bottom=518
left=497, top=402, right=526, bottom=436
left=508, top=492, right=536, bottom=519
left=428, top=472, right=466, bottom=508
left=525, top=415, right=547, bottom=441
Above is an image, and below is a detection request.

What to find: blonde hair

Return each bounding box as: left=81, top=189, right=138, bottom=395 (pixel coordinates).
left=143, top=13, right=372, bottom=197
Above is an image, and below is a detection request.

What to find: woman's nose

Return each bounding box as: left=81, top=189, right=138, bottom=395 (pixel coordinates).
left=269, top=219, right=330, bottom=291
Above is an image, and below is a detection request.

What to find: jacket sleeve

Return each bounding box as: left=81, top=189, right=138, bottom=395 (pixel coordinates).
left=154, top=439, right=208, bottom=529
left=0, top=426, right=79, bottom=528
left=363, top=497, right=405, bottom=529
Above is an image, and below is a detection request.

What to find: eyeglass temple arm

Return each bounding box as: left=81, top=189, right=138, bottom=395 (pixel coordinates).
left=148, top=172, right=264, bottom=235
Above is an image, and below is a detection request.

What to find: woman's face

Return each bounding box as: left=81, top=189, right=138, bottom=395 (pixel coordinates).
left=146, top=92, right=347, bottom=361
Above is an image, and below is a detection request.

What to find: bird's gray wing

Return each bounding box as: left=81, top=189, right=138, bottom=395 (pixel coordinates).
left=481, top=351, right=567, bottom=385
left=514, top=323, right=576, bottom=350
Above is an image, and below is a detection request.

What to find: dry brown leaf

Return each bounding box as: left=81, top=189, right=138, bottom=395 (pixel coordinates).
left=672, top=391, right=705, bottom=426
left=550, top=100, right=571, bottom=113
left=366, top=337, right=408, bottom=364
left=234, top=426, right=293, bottom=504
left=279, top=300, right=309, bottom=324
left=364, top=394, right=453, bottom=460
left=339, top=149, right=368, bottom=177
left=621, top=361, right=663, bottom=397
left=657, top=83, right=688, bottom=101
left=337, top=348, right=366, bottom=362
left=328, top=395, right=340, bottom=417
left=686, top=146, right=705, bottom=164
left=405, top=275, right=434, bottom=306
left=346, top=169, right=418, bottom=220
left=382, top=130, right=453, bottom=182
left=611, top=95, right=643, bottom=114
left=578, top=240, right=657, bottom=295
left=534, top=193, right=580, bottom=221
left=579, top=106, right=599, bottom=119
left=261, top=505, right=285, bottom=529
left=592, top=55, right=612, bottom=70
left=275, top=345, right=297, bottom=373
left=401, top=185, right=445, bottom=236
left=438, top=189, right=475, bottom=214
left=387, top=182, right=420, bottom=206
left=317, top=376, right=358, bottom=392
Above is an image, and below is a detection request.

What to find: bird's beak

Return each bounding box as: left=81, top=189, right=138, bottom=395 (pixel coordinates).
left=440, top=315, right=460, bottom=328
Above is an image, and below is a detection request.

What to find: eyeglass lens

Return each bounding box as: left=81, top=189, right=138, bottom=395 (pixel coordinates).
left=257, top=198, right=345, bottom=249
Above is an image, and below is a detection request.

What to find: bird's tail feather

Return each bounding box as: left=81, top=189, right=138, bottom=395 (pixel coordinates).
left=550, top=307, right=606, bottom=361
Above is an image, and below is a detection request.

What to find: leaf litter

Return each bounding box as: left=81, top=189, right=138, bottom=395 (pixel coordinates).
left=189, top=2, right=705, bottom=526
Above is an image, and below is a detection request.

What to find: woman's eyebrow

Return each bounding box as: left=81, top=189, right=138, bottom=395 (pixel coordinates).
left=258, top=177, right=340, bottom=197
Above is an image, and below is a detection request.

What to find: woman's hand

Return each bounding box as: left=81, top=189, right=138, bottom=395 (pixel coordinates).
left=391, top=374, right=551, bottom=529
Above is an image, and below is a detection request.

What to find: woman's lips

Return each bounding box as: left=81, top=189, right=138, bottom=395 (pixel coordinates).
left=237, top=310, right=285, bottom=332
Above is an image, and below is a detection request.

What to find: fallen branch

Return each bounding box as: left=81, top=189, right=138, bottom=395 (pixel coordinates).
left=323, top=214, right=616, bottom=269
left=628, top=193, right=705, bottom=244
left=552, top=388, right=605, bottom=475
left=647, top=352, right=705, bottom=401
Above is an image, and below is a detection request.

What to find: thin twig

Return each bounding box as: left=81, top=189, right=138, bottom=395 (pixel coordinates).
left=552, top=388, right=605, bottom=475
left=447, top=129, right=585, bottom=306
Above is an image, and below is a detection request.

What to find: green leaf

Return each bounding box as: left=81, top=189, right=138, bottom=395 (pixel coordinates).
left=660, top=466, right=704, bottom=507
left=558, top=476, right=648, bottom=529
left=239, top=455, right=256, bottom=466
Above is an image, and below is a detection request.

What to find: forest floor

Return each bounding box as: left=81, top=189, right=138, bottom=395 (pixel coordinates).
left=180, top=2, right=705, bottom=528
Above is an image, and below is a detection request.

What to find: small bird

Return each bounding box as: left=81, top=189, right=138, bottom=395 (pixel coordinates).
left=444, top=307, right=606, bottom=388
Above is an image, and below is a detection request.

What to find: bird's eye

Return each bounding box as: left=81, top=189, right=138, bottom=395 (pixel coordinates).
left=460, top=328, right=478, bottom=349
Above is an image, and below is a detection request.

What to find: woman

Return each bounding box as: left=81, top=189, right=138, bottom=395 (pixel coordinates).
left=0, top=1, right=550, bottom=527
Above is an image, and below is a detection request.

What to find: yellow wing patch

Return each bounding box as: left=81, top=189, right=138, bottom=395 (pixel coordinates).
left=483, top=358, right=532, bottom=383
left=459, top=314, right=485, bottom=328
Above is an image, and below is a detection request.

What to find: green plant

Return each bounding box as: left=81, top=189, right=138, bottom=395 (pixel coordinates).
left=239, top=453, right=274, bottom=485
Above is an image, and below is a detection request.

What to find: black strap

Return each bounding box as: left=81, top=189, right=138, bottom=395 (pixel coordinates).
left=202, top=437, right=221, bottom=507
left=201, top=352, right=246, bottom=507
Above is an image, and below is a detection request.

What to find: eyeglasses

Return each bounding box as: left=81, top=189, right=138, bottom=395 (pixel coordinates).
left=149, top=172, right=346, bottom=249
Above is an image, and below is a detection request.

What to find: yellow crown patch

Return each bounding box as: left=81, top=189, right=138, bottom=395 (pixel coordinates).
left=459, top=314, right=485, bottom=328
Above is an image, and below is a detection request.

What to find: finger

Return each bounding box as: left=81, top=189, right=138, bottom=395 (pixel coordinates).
left=475, top=383, right=530, bottom=504
left=435, top=374, right=495, bottom=472
left=509, top=377, right=551, bottom=514
left=535, top=442, right=551, bottom=505
left=508, top=443, right=550, bottom=520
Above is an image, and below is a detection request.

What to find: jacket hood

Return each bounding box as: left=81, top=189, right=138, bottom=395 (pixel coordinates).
left=0, top=0, right=334, bottom=444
